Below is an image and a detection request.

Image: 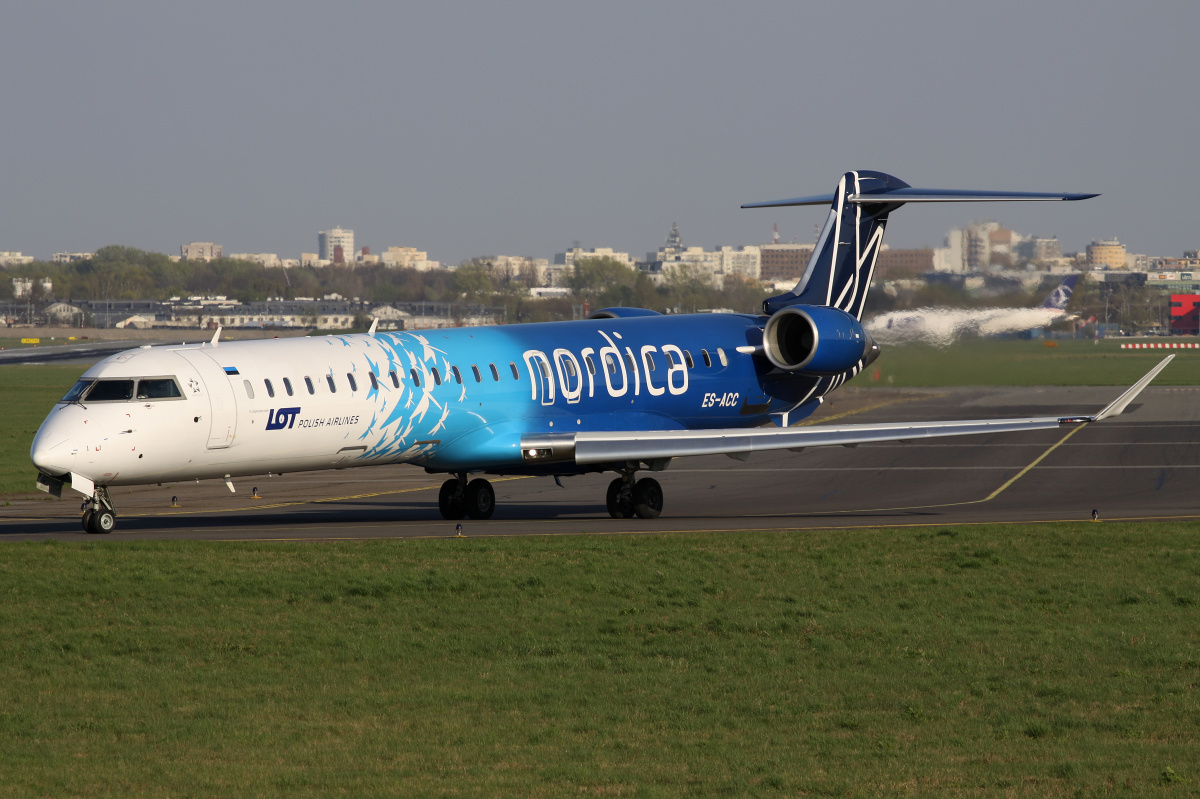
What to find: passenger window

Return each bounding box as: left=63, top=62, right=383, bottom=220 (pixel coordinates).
left=604, top=353, right=617, bottom=374
left=389, top=370, right=400, bottom=388
left=562, top=358, right=577, bottom=378
left=264, top=379, right=275, bottom=398
left=85, top=380, right=134, bottom=402
left=471, top=365, right=481, bottom=383
left=431, top=368, right=442, bottom=386
left=283, top=377, right=294, bottom=396
left=451, top=366, right=462, bottom=384
left=683, top=350, right=695, bottom=369
left=644, top=352, right=657, bottom=371
left=243, top=380, right=255, bottom=399
left=510, top=362, right=520, bottom=380
left=347, top=373, right=357, bottom=392
left=136, top=378, right=182, bottom=400
left=665, top=351, right=676, bottom=367
left=489, top=363, right=500, bottom=381
left=326, top=375, right=337, bottom=393
left=304, top=376, right=315, bottom=395
left=410, top=369, right=421, bottom=387
left=717, top=348, right=728, bottom=367
left=584, top=356, right=596, bottom=375
left=538, top=361, right=550, bottom=379
left=624, top=352, right=635, bottom=370
left=369, top=372, right=379, bottom=390
left=701, top=349, right=712, bottom=368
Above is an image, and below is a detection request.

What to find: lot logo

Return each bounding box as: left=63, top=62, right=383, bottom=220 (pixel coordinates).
left=266, top=407, right=301, bottom=430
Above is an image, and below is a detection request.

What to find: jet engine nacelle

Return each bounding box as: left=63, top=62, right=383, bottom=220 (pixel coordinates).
left=763, top=305, right=878, bottom=374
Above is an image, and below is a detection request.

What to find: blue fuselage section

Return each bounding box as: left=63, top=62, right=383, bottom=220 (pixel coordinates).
left=343, top=312, right=836, bottom=473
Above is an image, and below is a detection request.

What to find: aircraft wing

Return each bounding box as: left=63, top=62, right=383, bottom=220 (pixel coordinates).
left=521, top=355, right=1172, bottom=466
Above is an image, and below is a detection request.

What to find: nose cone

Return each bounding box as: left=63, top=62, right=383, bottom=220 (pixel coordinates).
left=30, top=412, right=74, bottom=478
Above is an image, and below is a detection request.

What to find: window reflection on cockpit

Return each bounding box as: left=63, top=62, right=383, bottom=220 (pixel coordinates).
left=60, top=380, right=94, bottom=403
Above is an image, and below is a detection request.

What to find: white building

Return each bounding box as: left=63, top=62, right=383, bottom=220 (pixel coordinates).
left=229, top=253, right=283, bottom=268
left=318, top=227, right=354, bottom=264
left=487, top=255, right=549, bottom=284
left=52, top=252, right=94, bottom=263
left=554, top=247, right=633, bottom=268
left=181, top=242, right=223, bottom=261
left=12, top=276, right=52, bottom=298
left=933, top=229, right=966, bottom=272
left=0, top=251, right=35, bottom=266
left=652, top=245, right=761, bottom=287
left=380, top=246, right=441, bottom=271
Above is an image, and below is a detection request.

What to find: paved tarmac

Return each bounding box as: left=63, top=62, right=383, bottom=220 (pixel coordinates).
left=3, top=385, right=1198, bottom=541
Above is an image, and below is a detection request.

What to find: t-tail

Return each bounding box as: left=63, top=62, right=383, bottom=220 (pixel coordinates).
left=745, top=170, right=1097, bottom=319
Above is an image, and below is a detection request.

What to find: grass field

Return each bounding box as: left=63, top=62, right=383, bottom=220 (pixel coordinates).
left=1, top=524, right=1198, bottom=796
left=0, top=365, right=84, bottom=496
left=866, top=338, right=1200, bottom=387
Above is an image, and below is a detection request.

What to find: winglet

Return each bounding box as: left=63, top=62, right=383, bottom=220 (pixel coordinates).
left=1059, top=355, right=1174, bottom=424
left=210, top=325, right=223, bottom=348
left=1090, top=355, right=1174, bottom=421
left=367, top=318, right=378, bottom=337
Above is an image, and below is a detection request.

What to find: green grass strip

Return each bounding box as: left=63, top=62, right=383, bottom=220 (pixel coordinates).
left=1, top=524, right=1198, bottom=796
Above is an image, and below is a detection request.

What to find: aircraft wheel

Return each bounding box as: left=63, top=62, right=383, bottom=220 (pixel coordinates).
left=606, top=478, right=634, bottom=519
left=86, top=506, right=115, bottom=532
left=464, top=478, right=495, bottom=520
left=81, top=509, right=95, bottom=534
left=88, top=509, right=116, bottom=534
left=438, top=479, right=467, bottom=520
left=633, top=477, right=663, bottom=519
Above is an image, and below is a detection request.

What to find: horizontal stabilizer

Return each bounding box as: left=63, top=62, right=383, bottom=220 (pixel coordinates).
left=742, top=188, right=1097, bottom=209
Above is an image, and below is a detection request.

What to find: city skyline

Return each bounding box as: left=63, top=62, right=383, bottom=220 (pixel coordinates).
left=2, top=2, right=1197, bottom=267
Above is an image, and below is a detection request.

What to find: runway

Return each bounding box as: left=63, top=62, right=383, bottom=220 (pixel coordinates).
left=3, top=385, right=1199, bottom=541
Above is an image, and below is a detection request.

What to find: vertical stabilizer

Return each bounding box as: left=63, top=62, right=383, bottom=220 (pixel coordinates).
left=760, top=171, right=906, bottom=319
left=1042, top=274, right=1079, bottom=311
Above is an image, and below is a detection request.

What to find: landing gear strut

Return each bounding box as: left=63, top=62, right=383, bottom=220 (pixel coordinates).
left=606, top=471, right=663, bottom=519
left=439, top=474, right=495, bottom=520
left=82, top=487, right=116, bottom=534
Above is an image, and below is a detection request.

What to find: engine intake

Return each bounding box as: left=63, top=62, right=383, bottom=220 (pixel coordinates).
left=763, top=305, right=877, bottom=374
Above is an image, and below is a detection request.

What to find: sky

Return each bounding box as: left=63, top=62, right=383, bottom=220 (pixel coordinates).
left=2, top=1, right=1197, bottom=267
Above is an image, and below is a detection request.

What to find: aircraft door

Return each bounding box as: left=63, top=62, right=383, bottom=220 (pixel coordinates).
left=175, top=349, right=239, bottom=449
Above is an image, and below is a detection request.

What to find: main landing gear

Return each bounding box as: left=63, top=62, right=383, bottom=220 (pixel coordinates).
left=438, top=474, right=496, bottom=520
left=606, top=472, right=663, bottom=519
left=435, top=469, right=664, bottom=521
left=81, top=486, right=116, bottom=534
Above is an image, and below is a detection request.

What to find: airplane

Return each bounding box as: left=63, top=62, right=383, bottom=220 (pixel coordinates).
left=866, top=274, right=1079, bottom=345
left=29, top=170, right=1173, bottom=534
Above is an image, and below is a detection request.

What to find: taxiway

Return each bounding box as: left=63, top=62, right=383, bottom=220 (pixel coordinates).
left=3, top=385, right=1198, bottom=541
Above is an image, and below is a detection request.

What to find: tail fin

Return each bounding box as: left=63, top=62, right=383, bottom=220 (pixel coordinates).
left=745, top=171, right=1097, bottom=320
left=1041, top=274, right=1079, bottom=311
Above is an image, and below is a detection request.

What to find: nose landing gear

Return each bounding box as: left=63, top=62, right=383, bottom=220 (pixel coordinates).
left=81, top=487, right=116, bottom=534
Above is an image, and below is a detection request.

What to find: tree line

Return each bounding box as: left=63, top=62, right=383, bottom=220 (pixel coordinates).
left=0, top=248, right=778, bottom=322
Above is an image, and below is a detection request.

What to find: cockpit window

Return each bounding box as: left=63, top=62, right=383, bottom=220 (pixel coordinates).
left=136, top=378, right=183, bottom=400
left=85, top=379, right=135, bottom=402
left=61, top=380, right=94, bottom=403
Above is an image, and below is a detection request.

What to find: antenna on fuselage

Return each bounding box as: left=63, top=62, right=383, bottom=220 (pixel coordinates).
left=209, top=325, right=223, bottom=348
left=367, top=318, right=378, bottom=337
